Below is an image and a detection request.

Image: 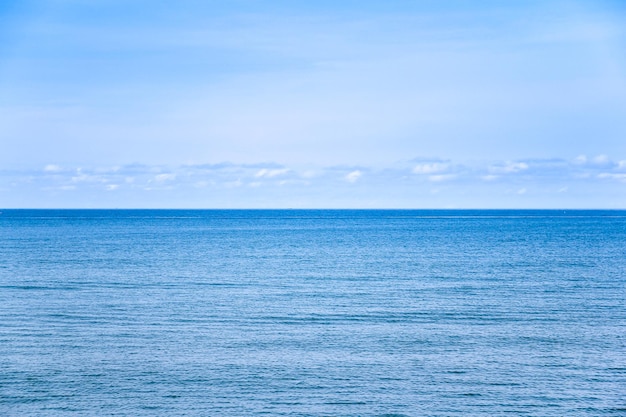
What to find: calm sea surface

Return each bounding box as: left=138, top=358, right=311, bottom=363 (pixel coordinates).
left=1, top=210, right=625, bottom=416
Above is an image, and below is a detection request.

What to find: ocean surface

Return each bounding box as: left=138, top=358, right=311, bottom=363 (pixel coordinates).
left=1, top=209, right=625, bottom=416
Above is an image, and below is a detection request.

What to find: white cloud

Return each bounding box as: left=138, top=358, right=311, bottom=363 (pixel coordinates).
left=592, top=154, right=611, bottom=165
left=44, top=164, right=62, bottom=172
left=95, top=166, right=121, bottom=173
left=345, top=170, right=362, bottom=183
left=489, top=161, right=529, bottom=174
left=597, top=173, right=626, bottom=181
left=428, top=174, right=456, bottom=182
left=70, top=171, right=107, bottom=183
left=575, top=154, right=614, bottom=167
left=574, top=155, right=588, bottom=164
left=278, top=180, right=294, bottom=186
left=71, top=173, right=89, bottom=183
left=255, top=168, right=289, bottom=178
left=5, top=155, right=626, bottom=207
left=155, top=173, right=176, bottom=182
left=413, top=162, right=449, bottom=175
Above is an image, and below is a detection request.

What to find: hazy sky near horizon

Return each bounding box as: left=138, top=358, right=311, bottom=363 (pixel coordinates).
left=1, top=0, right=625, bottom=207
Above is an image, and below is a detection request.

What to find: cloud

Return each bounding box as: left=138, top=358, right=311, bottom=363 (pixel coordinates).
left=412, top=162, right=449, bottom=175
left=574, top=155, right=588, bottom=165
left=13, top=157, right=626, bottom=190
left=574, top=154, right=617, bottom=167
left=44, top=164, right=62, bottom=173
left=345, top=170, right=362, bottom=183
left=3, top=155, right=626, bottom=207
left=255, top=168, right=290, bottom=178
left=597, top=173, right=626, bottom=182
left=592, top=154, right=611, bottom=166
left=428, top=174, right=456, bottom=182
left=154, top=173, right=176, bottom=182
left=488, top=161, right=529, bottom=174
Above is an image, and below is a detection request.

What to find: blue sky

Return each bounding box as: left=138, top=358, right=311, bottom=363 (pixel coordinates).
left=1, top=0, right=625, bottom=208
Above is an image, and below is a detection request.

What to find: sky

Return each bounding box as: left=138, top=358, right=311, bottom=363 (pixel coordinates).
left=1, top=0, right=625, bottom=208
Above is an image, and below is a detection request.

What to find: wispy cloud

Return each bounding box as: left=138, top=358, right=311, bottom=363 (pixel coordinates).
left=12, top=156, right=626, bottom=189
left=44, top=164, right=63, bottom=173
left=345, top=170, right=362, bottom=183
left=154, top=173, right=176, bottom=182
left=488, top=161, right=529, bottom=174
left=412, top=162, right=450, bottom=175
left=428, top=174, right=457, bottom=183
left=255, top=168, right=290, bottom=178
left=2, top=155, right=625, bottom=207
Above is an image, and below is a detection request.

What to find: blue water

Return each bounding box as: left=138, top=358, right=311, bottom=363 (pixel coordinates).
left=1, top=210, right=625, bottom=416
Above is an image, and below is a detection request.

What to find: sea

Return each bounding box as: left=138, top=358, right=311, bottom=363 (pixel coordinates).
left=0, top=209, right=625, bottom=416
